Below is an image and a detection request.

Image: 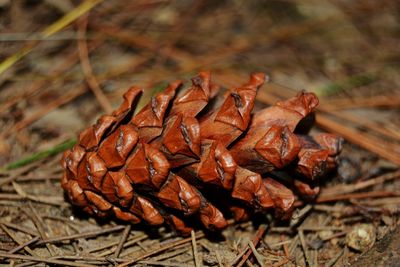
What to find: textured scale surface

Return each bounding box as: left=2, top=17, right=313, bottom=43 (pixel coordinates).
left=61, top=71, right=343, bottom=235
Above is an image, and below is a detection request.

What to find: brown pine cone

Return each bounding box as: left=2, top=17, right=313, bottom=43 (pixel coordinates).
left=61, top=71, right=343, bottom=235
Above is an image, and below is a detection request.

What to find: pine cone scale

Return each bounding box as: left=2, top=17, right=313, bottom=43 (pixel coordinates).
left=61, top=71, right=343, bottom=234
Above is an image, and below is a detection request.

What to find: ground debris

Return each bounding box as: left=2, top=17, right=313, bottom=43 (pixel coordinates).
left=346, top=224, right=376, bottom=252
left=0, top=1, right=399, bottom=266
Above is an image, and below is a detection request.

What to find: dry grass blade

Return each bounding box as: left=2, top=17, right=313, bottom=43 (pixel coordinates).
left=0, top=0, right=103, bottom=75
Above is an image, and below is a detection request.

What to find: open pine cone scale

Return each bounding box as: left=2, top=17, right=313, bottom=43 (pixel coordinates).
left=61, top=71, right=343, bottom=235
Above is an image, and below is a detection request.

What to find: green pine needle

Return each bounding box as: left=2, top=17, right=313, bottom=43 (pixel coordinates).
left=2, top=138, right=76, bottom=171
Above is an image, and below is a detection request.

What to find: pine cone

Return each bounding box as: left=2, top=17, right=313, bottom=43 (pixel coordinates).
left=61, top=71, right=343, bottom=235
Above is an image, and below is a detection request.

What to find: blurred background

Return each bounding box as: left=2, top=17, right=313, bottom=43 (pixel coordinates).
left=0, top=1, right=400, bottom=266
left=0, top=0, right=399, bottom=166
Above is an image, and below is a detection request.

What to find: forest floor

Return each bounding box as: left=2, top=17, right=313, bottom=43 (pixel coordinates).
left=0, top=1, right=399, bottom=266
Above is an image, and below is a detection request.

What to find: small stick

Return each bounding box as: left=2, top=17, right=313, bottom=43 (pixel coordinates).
left=152, top=247, right=189, bottom=261
left=137, top=260, right=188, bottom=267
left=113, top=225, right=131, bottom=258
left=289, top=235, right=300, bottom=257
left=0, top=38, right=99, bottom=117
left=235, top=224, right=267, bottom=267
left=326, top=248, right=344, bottom=267
left=116, top=231, right=205, bottom=267
left=16, top=174, right=61, bottom=182
left=215, top=250, right=223, bottom=267
left=87, top=234, right=140, bottom=253
left=0, top=252, right=99, bottom=267
left=321, top=170, right=400, bottom=196
left=191, top=230, right=201, bottom=267
left=290, top=205, right=313, bottom=227
left=316, top=114, right=400, bottom=165
left=324, top=109, right=400, bottom=141
left=229, top=248, right=248, bottom=266
left=36, top=225, right=125, bottom=245
left=357, top=197, right=400, bottom=206
left=14, top=261, right=37, bottom=267
left=26, top=203, right=57, bottom=256
left=51, top=255, right=128, bottom=263
left=312, top=249, right=318, bottom=267
left=42, top=215, right=88, bottom=226
left=269, top=240, right=292, bottom=248
left=246, top=259, right=256, bottom=267
left=0, top=193, right=63, bottom=206
left=321, top=95, right=400, bottom=110
left=317, top=190, right=399, bottom=203
left=280, top=235, right=290, bottom=259
left=248, top=240, right=266, bottom=267
left=0, top=160, right=43, bottom=185
left=199, top=241, right=222, bottom=266
left=298, top=230, right=312, bottom=267
left=295, top=190, right=400, bottom=207
left=0, top=221, right=39, bottom=237
left=12, top=182, right=64, bottom=206
left=199, top=240, right=212, bottom=252
left=77, top=15, right=113, bottom=113
left=96, top=234, right=147, bottom=257
left=0, top=224, right=37, bottom=256
left=1, top=86, right=87, bottom=139
left=319, top=231, right=347, bottom=241
left=298, top=226, right=344, bottom=231
left=273, top=258, right=289, bottom=267
left=8, top=236, right=39, bottom=254
left=42, top=216, right=85, bottom=233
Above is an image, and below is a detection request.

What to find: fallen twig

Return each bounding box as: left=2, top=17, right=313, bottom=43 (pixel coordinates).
left=77, top=15, right=113, bottom=113
left=235, top=224, right=267, bottom=267
left=321, top=170, right=400, bottom=196
left=113, top=225, right=131, bottom=258
left=36, top=225, right=125, bottom=245
left=116, top=231, right=205, bottom=267
left=0, top=252, right=99, bottom=267
left=191, top=230, right=201, bottom=267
